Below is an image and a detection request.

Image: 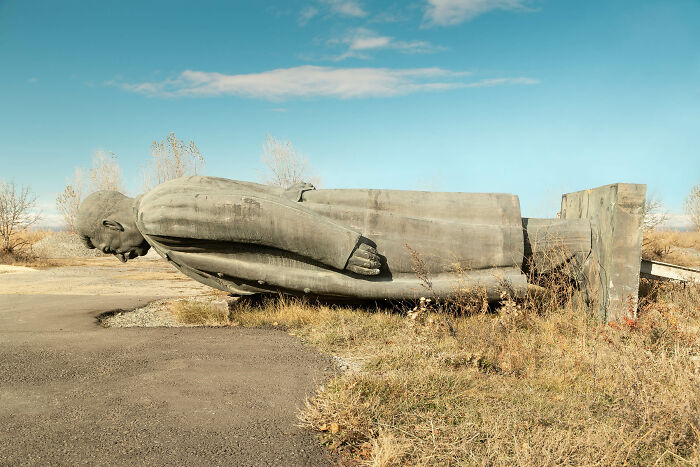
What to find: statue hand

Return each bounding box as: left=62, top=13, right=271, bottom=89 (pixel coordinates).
left=346, top=242, right=381, bottom=276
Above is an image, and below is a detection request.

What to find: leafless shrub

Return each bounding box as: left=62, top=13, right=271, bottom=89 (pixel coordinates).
left=142, top=131, right=204, bottom=191
left=0, top=180, right=41, bottom=253
left=641, top=195, right=669, bottom=233
left=642, top=230, right=700, bottom=268
left=404, top=242, right=457, bottom=337
left=685, top=184, right=700, bottom=231
left=56, top=151, right=123, bottom=232
left=55, top=167, right=84, bottom=232
left=260, top=134, right=320, bottom=188
left=88, top=150, right=125, bottom=192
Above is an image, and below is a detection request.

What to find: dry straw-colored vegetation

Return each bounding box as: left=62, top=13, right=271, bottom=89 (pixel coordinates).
left=142, top=131, right=204, bottom=192
left=686, top=184, right=700, bottom=232
left=643, top=230, right=700, bottom=268
left=162, top=260, right=699, bottom=465
left=56, top=150, right=125, bottom=232
left=0, top=179, right=41, bottom=254
left=0, top=228, right=56, bottom=267
left=261, top=134, right=320, bottom=188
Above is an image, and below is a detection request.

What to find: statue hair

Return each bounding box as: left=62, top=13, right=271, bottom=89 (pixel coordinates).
left=76, top=191, right=128, bottom=249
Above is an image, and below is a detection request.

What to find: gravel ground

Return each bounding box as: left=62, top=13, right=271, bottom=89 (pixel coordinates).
left=101, top=296, right=226, bottom=328
left=31, top=232, right=107, bottom=258
left=100, top=298, right=183, bottom=327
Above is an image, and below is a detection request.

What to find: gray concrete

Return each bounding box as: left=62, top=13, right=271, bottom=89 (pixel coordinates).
left=76, top=176, right=529, bottom=301
left=640, top=259, right=700, bottom=284
left=0, top=294, right=332, bottom=466
left=560, top=183, right=646, bottom=321
left=75, top=176, right=647, bottom=310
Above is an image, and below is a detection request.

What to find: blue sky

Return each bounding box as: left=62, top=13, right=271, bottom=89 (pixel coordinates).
left=1, top=0, right=698, bottom=227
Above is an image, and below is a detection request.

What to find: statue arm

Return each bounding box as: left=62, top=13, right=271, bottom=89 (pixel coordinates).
left=137, top=188, right=363, bottom=271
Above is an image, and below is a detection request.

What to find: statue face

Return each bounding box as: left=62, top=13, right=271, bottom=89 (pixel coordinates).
left=89, top=220, right=150, bottom=263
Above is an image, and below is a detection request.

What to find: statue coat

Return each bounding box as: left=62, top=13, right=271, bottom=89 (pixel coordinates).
left=135, top=176, right=527, bottom=299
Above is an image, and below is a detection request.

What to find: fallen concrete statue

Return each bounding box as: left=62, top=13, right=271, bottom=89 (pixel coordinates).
left=76, top=175, right=646, bottom=322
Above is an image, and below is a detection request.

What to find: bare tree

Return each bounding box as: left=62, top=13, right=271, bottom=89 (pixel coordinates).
left=260, top=134, right=320, bottom=188
left=56, top=150, right=123, bottom=233
left=88, top=150, right=125, bottom=192
left=142, top=131, right=205, bottom=191
left=0, top=180, right=41, bottom=253
left=641, top=195, right=669, bottom=232
left=685, top=184, right=700, bottom=231
left=56, top=167, right=84, bottom=232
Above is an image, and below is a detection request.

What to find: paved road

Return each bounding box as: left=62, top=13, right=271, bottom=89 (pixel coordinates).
left=0, top=294, right=332, bottom=466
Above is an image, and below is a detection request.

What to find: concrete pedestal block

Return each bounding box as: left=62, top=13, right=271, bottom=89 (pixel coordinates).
left=560, top=183, right=646, bottom=322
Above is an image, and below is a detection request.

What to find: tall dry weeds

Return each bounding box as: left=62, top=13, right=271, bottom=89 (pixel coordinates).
left=142, top=132, right=204, bottom=191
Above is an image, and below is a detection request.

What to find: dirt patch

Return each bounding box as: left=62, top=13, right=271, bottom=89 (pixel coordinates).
left=0, top=265, right=37, bottom=274
left=0, top=257, right=211, bottom=296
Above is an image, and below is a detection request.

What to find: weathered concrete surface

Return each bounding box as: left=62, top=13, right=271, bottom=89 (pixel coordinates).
left=0, top=294, right=332, bottom=466
left=560, top=183, right=646, bottom=322
left=78, top=176, right=529, bottom=300
left=522, top=218, right=592, bottom=275
left=640, top=259, right=700, bottom=284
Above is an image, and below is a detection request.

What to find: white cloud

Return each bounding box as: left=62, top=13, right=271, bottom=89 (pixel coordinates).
left=350, top=35, right=392, bottom=50
left=331, top=27, right=445, bottom=60
left=299, top=0, right=367, bottom=25
left=659, top=214, right=695, bottom=231
left=298, top=6, right=319, bottom=25
left=108, top=66, right=538, bottom=100
left=423, top=0, right=529, bottom=26
left=32, top=199, right=63, bottom=230
left=464, top=77, right=539, bottom=87
left=325, top=0, right=367, bottom=17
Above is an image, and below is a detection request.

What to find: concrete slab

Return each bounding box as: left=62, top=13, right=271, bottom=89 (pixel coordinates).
left=560, top=183, right=646, bottom=322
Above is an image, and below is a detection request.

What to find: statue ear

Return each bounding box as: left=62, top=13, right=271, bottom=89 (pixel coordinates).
left=102, top=219, right=124, bottom=231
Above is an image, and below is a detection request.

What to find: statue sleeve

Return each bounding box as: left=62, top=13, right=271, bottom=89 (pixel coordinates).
left=137, top=186, right=362, bottom=271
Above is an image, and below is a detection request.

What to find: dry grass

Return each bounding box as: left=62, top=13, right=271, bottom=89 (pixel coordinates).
left=14, top=228, right=54, bottom=245
left=163, top=280, right=700, bottom=465
left=643, top=230, right=700, bottom=268
left=169, top=299, right=235, bottom=326
left=0, top=228, right=58, bottom=267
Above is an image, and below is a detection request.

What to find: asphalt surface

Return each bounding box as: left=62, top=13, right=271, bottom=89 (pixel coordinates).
left=0, top=294, right=333, bottom=466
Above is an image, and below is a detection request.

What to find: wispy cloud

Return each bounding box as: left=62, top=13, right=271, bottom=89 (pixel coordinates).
left=299, top=0, right=367, bottom=25
left=331, top=27, right=444, bottom=60
left=659, top=213, right=695, bottom=231
left=325, top=0, right=367, bottom=17
left=107, top=66, right=538, bottom=101
left=298, top=6, right=319, bottom=25
left=28, top=77, right=39, bottom=83
left=423, top=0, right=529, bottom=26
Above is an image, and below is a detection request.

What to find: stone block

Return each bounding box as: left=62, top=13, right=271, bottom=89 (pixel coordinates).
left=560, top=183, right=646, bottom=322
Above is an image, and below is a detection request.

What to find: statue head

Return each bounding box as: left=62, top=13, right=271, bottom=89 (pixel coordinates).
left=76, top=191, right=150, bottom=262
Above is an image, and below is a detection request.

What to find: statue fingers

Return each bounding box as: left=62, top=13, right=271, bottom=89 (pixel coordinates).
left=346, top=264, right=381, bottom=276
left=349, top=255, right=380, bottom=269
left=354, top=248, right=379, bottom=261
